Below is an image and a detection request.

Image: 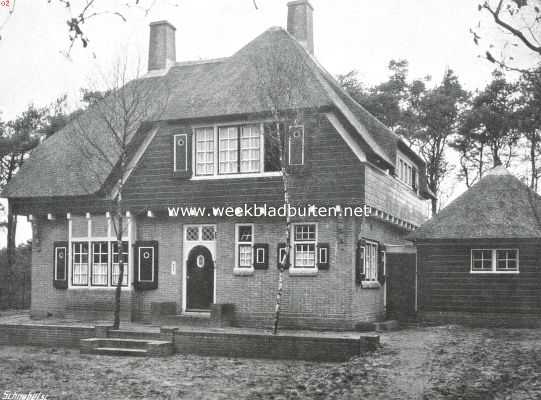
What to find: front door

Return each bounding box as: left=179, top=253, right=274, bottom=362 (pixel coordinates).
left=186, top=245, right=214, bottom=310
left=183, top=225, right=216, bottom=312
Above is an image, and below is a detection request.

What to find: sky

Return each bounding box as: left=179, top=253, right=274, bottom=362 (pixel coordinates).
left=0, top=0, right=535, bottom=246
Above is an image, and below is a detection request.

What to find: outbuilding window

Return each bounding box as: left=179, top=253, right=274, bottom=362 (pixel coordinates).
left=471, top=249, right=519, bottom=273
left=362, top=240, right=379, bottom=281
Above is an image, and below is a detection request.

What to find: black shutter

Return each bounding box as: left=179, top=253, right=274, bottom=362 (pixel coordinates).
left=277, top=243, right=290, bottom=270
left=317, top=243, right=330, bottom=270
left=288, top=125, right=305, bottom=166
left=173, top=132, right=192, bottom=178
left=253, top=243, right=269, bottom=270
left=412, top=168, right=418, bottom=190
left=53, top=241, right=68, bottom=289
left=355, top=239, right=366, bottom=285
left=134, top=241, right=159, bottom=290
left=378, top=243, right=386, bottom=285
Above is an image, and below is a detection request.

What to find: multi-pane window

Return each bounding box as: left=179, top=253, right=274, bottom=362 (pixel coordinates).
left=92, top=242, right=109, bottom=286
left=111, top=241, right=129, bottom=286
left=471, top=249, right=519, bottom=273
left=194, top=124, right=278, bottom=177
left=398, top=157, right=417, bottom=189
left=186, top=227, right=199, bottom=241
left=195, top=127, right=215, bottom=176
left=236, top=225, right=253, bottom=268
left=362, top=241, right=378, bottom=281
left=240, top=125, right=261, bottom=173
left=72, top=242, right=89, bottom=286
left=293, top=224, right=317, bottom=268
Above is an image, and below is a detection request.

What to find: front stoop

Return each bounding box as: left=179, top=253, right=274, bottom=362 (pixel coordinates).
left=80, top=338, right=174, bottom=357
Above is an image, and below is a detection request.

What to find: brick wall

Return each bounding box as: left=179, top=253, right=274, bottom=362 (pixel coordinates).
left=30, top=218, right=133, bottom=321
left=350, top=217, right=410, bottom=323
left=172, top=329, right=377, bottom=362
left=215, top=217, right=355, bottom=330
left=0, top=324, right=95, bottom=348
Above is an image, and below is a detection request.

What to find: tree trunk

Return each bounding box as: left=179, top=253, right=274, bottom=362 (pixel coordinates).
left=431, top=197, right=438, bottom=217
left=530, top=134, right=538, bottom=191
left=113, top=197, right=124, bottom=330
left=273, top=122, right=291, bottom=335
left=6, top=201, right=17, bottom=309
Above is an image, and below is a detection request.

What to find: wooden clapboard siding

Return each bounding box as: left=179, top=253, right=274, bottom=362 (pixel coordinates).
left=363, top=163, right=428, bottom=226
left=417, top=240, right=541, bottom=314
left=120, top=112, right=367, bottom=209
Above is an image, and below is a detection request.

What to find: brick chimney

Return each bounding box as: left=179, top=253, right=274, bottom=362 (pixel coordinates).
left=287, top=0, right=314, bottom=54
left=148, top=20, right=176, bottom=71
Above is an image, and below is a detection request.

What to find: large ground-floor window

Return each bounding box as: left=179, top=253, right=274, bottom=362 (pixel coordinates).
left=72, top=241, right=130, bottom=287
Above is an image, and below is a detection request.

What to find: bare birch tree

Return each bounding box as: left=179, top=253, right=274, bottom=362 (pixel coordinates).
left=69, top=59, right=169, bottom=328
left=249, top=33, right=315, bottom=334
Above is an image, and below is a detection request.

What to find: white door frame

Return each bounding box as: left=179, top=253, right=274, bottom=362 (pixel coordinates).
left=182, top=224, right=217, bottom=313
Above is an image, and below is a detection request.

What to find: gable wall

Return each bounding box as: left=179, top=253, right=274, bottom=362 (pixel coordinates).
left=121, top=110, right=365, bottom=210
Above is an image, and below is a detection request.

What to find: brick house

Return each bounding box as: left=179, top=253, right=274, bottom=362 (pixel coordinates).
left=408, top=166, right=541, bottom=326
left=3, top=1, right=433, bottom=330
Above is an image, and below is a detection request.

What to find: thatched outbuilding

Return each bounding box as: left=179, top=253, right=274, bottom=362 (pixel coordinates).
left=408, top=166, right=541, bottom=326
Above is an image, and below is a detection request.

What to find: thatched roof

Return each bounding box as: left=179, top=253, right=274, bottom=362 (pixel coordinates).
left=407, top=166, right=541, bottom=241
left=3, top=27, right=419, bottom=199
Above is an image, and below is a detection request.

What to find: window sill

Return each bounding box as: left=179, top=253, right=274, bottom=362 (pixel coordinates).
left=470, top=270, right=519, bottom=274
left=191, top=172, right=282, bottom=181
left=233, top=268, right=255, bottom=276
left=361, top=281, right=381, bottom=289
left=289, top=268, right=318, bottom=276
left=67, top=285, right=132, bottom=291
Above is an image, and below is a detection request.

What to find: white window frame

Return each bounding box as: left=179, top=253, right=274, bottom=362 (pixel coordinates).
left=68, top=214, right=133, bottom=290
left=173, top=133, right=189, bottom=172
left=72, top=241, right=89, bottom=286
left=111, top=241, right=129, bottom=287
left=291, top=223, right=318, bottom=272
left=471, top=249, right=519, bottom=274
left=362, top=240, right=379, bottom=282
left=234, top=224, right=254, bottom=274
left=397, top=156, right=418, bottom=189
left=191, top=122, right=282, bottom=180
left=138, top=246, right=155, bottom=282
left=91, top=241, right=109, bottom=287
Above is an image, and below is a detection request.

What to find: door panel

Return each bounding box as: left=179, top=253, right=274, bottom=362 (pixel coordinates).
left=186, top=245, right=214, bottom=310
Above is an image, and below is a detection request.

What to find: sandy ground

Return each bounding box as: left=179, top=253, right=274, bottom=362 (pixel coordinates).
left=1, top=325, right=541, bottom=399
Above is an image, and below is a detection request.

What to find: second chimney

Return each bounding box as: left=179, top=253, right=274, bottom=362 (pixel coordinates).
left=148, top=20, right=176, bottom=71
left=287, top=0, right=314, bottom=54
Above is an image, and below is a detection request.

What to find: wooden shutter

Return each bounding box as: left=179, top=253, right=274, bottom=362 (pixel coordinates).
left=173, top=132, right=192, bottom=178
left=378, top=243, right=386, bottom=285
left=53, top=241, right=68, bottom=289
left=355, top=239, right=366, bottom=284
left=288, top=125, right=304, bottom=166
left=134, top=241, right=159, bottom=290
left=277, top=243, right=290, bottom=270
left=317, top=243, right=330, bottom=270
left=253, top=243, right=269, bottom=270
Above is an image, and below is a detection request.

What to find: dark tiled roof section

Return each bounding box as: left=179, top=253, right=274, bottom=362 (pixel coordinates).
left=407, top=166, right=541, bottom=240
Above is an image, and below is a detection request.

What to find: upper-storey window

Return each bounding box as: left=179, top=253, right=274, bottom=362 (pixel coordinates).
left=398, top=157, right=418, bottom=190
left=193, top=123, right=286, bottom=177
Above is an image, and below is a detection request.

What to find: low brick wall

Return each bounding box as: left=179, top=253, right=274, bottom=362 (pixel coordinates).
left=171, top=329, right=378, bottom=362
left=419, top=311, right=541, bottom=328
left=0, top=324, right=95, bottom=348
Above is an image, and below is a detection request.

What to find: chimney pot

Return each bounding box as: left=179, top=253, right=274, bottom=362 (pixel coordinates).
left=148, top=20, right=176, bottom=71
left=287, top=0, right=314, bottom=54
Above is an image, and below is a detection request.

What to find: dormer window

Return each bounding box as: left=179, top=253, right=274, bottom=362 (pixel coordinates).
left=191, top=123, right=284, bottom=178
left=398, top=157, right=418, bottom=190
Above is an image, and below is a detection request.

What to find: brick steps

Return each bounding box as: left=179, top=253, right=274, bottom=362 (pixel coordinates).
left=80, top=338, right=173, bottom=357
